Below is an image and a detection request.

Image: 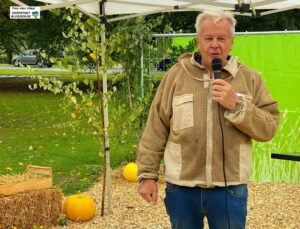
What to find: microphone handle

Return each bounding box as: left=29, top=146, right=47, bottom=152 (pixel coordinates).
left=214, top=70, right=221, bottom=80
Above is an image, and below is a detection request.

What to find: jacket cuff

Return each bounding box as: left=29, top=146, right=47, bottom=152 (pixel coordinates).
left=137, top=173, right=159, bottom=183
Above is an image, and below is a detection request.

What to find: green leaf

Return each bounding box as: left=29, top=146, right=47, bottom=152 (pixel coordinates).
left=87, top=18, right=94, bottom=26
left=71, top=96, right=77, bottom=104
left=83, top=79, right=89, bottom=85
left=53, top=87, right=60, bottom=94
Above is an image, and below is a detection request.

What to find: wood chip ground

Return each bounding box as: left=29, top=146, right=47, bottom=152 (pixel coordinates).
left=55, top=172, right=300, bottom=229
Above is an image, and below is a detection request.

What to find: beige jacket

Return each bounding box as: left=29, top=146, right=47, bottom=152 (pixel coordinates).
left=137, top=52, right=280, bottom=187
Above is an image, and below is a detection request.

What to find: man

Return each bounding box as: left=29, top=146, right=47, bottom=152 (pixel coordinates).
left=137, top=10, right=279, bottom=229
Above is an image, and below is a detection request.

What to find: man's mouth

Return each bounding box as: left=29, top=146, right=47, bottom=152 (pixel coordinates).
left=211, top=53, right=220, bottom=58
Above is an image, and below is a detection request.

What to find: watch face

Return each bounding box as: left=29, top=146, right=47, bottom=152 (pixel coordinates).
left=230, top=95, right=244, bottom=113
left=236, top=96, right=244, bottom=108
left=237, top=95, right=244, bottom=103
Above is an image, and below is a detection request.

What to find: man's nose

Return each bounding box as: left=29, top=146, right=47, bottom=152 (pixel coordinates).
left=211, top=38, right=220, bottom=48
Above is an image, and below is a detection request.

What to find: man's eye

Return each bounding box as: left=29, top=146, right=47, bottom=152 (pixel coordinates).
left=205, top=37, right=213, bottom=41
left=218, top=37, right=226, bottom=41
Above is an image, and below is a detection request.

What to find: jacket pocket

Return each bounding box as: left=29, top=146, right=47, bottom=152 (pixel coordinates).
left=164, top=142, right=182, bottom=180
left=172, top=94, right=194, bottom=130
left=227, top=184, right=248, bottom=199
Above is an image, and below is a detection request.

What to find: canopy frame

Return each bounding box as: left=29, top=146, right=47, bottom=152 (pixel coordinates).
left=10, top=0, right=300, bottom=20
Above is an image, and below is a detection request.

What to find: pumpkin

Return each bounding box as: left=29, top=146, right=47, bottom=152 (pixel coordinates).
left=64, top=194, right=96, bottom=222
left=123, top=162, right=138, bottom=182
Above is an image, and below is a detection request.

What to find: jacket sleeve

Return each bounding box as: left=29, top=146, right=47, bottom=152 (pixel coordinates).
left=224, top=72, right=280, bottom=142
left=136, top=70, right=175, bottom=182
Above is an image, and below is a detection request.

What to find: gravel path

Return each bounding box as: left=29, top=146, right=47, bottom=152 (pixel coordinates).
left=56, top=172, right=300, bottom=229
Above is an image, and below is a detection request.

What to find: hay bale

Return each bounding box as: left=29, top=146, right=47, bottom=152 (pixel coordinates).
left=0, top=166, right=53, bottom=196
left=0, top=166, right=62, bottom=228
left=0, top=188, right=62, bottom=229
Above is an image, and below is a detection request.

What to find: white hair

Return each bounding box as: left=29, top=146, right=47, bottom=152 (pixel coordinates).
left=195, top=10, right=237, bottom=37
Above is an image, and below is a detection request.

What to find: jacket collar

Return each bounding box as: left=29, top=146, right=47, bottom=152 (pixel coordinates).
left=192, top=52, right=240, bottom=78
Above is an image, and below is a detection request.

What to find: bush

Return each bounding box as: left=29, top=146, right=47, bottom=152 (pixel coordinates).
left=0, top=53, right=7, bottom=64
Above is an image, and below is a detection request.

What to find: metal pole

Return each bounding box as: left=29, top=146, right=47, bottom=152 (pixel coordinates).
left=101, top=23, right=112, bottom=214
left=152, top=30, right=300, bottom=38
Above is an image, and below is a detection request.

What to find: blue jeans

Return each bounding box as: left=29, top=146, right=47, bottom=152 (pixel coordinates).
left=164, top=183, right=248, bottom=229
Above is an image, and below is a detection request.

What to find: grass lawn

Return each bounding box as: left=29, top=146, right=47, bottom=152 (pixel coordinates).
left=0, top=67, right=96, bottom=81
left=0, top=90, right=139, bottom=194
left=0, top=67, right=159, bottom=82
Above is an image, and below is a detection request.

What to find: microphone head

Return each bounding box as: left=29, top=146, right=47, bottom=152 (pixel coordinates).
left=211, top=58, right=222, bottom=72
left=211, top=58, right=222, bottom=79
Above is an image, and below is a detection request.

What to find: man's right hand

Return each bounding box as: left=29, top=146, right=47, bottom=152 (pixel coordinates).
left=138, top=178, right=158, bottom=204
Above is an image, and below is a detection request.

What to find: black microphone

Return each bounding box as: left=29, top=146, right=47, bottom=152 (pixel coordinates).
left=211, top=57, right=230, bottom=229
left=211, top=58, right=222, bottom=79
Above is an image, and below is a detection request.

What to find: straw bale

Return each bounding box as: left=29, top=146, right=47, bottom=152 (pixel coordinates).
left=0, top=166, right=52, bottom=186
left=0, top=173, right=26, bottom=185
left=0, top=166, right=53, bottom=196
left=0, top=188, right=62, bottom=229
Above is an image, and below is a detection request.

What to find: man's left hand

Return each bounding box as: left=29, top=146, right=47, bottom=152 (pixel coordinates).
left=212, top=79, right=238, bottom=111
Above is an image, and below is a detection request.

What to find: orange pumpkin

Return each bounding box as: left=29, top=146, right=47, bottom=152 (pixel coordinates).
left=64, top=194, right=96, bottom=222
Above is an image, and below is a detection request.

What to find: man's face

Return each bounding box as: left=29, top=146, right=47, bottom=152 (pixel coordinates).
left=197, top=18, right=234, bottom=71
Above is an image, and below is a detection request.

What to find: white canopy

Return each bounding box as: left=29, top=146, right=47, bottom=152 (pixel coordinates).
left=11, top=0, right=300, bottom=20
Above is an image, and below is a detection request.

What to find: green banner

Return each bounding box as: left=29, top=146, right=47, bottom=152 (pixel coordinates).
left=232, top=34, right=300, bottom=112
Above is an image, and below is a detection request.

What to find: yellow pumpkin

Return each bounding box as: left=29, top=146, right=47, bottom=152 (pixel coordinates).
left=123, top=162, right=138, bottom=182
left=64, top=194, right=96, bottom=222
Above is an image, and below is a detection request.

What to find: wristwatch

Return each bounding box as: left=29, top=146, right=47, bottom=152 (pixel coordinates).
left=231, top=95, right=244, bottom=113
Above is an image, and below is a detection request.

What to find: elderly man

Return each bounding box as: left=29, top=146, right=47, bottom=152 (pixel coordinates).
left=137, top=10, right=279, bottom=229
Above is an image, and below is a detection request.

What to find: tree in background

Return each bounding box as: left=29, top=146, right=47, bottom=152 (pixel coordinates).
left=0, top=0, right=24, bottom=63
left=236, top=9, right=300, bottom=31
left=148, top=12, right=198, bottom=33
left=147, top=10, right=300, bottom=33
left=0, top=0, right=69, bottom=63
left=108, top=16, right=171, bottom=110
left=23, top=9, right=70, bottom=58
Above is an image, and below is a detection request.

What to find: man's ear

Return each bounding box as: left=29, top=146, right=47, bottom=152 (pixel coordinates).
left=230, top=36, right=234, bottom=51
left=196, top=36, right=200, bottom=50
